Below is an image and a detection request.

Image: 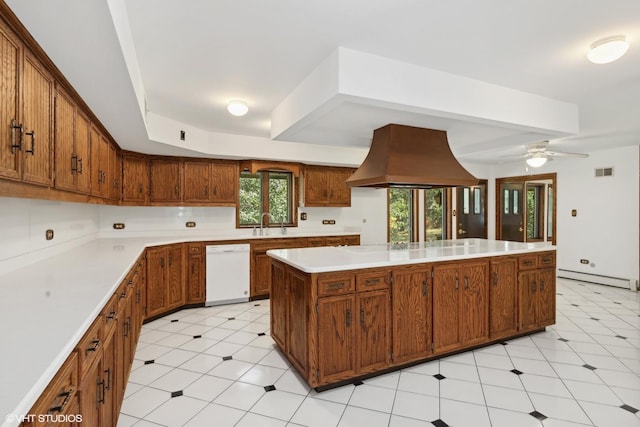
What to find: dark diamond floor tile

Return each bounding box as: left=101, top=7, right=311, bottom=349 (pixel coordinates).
left=556, top=293, right=563, bottom=295
left=193, top=335, right=202, bottom=339
left=571, top=304, right=579, bottom=307
left=558, top=338, right=569, bottom=342
left=432, top=419, right=449, bottom=427
left=614, top=302, right=622, bottom=305
left=254, top=303, right=261, bottom=306
left=529, top=411, right=547, bottom=421
left=583, top=364, right=597, bottom=370
left=594, top=291, right=601, bottom=294
left=257, top=332, right=266, bottom=336
left=171, top=390, right=183, bottom=398
left=499, top=341, right=508, bottom=346
left=353, top=380, right=364, bottom=386
left=510, top=369, right=523, bottom=375
left=144, top=360, right=155, bottom=365
left=433, top=374, right=446, bottom=380
left=227, top=317, right=235, bottom=320
left=615, top=335, right=627, bottom=339
left=222, top=355, right=233, bottom=361
left=170, top=319, right=179, bottom=323
left=590, top=318, right=600, bottom=321
left=620, top=404, right=638, bottom=414
left=264, top=385, right=276, bottom=392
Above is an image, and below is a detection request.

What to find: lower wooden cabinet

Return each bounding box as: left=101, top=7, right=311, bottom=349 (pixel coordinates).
left=186, top=243, right=205, bottom=304
left=146, top=244, right=184, bottom=317
left=518, top=267, right=556, bottom=332
left=489, top=256, right=518, bottom=339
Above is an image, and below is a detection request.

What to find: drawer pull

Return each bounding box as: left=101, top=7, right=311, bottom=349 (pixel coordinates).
left=136, top=289, right=142, bottom=304
left=364, top=278, right=381, bottom=286
left=104, top=367, right=112, bottom=390
left=49, top=387, right=73, bottom=413
left=524, top=259, right=535, bottom=266
left=360, top=308, right=365, bottom=326
left=492, top=273, right=499, bottom=286
left=346, top=309, right=351, bottom=327
left=327, top=281, right=346, bottom=290
left=455, top=277, right=459, bottom=290
left=97, top=378, right=106, bottom=404
left=541, top=257, right=553, bottom=263
left=532, top=281, right=537, bottom=292
left=107, top=311, right=116, bottom=320
left=86, top=339, right=100, bottom=354
left=422, top=280, right=428, bottom=296
left=464, top=276, right=470, bottom=290
left=540, top=280, right=545, bottom=291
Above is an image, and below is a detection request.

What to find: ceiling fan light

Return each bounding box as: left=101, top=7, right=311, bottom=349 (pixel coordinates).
left=227, top=100, right=248, bottom=116
left=587, top=36, right=629, bottom=64
left=526, top=155, right=548, bottom=168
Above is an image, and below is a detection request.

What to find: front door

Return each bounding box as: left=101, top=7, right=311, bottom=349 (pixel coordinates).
left=456, top=181, right=487, bottom=238
left=500, top=182, right=525, bottom=242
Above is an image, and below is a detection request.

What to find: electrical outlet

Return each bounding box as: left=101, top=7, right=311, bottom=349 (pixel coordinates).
left=113, top=223, right=125, bottom=230
left=328, top=220, right=335, bottom=224
left=300, top=212, right=307, bottom=220
left=322, top=220, right=329, bottom=225
left=45, top=229, right=54, bottom=240
left=186, top=221, right=196, bottom=228
left=580, top=259, right=589, bottom=264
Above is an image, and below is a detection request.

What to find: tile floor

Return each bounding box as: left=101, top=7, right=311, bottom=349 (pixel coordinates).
left=118, top=278, right=640, bottom=427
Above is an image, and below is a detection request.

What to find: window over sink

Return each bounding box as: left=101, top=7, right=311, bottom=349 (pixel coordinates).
left=238, top=170, right=295, bottom=227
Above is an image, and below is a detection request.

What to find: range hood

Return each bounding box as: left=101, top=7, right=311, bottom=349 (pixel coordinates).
left=346, top=124, right=478, bottom=188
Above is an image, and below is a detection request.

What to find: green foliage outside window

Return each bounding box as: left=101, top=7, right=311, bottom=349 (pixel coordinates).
left=425, top=189, right=444, bottom=241
left=389, top=188, right=412, bottom=243
left=239, top=171, right=292, bottom=226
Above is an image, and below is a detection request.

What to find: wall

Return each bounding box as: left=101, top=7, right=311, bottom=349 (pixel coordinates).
left=0, top=198, right=100, bottom=274
left=490, top=145, right=639, bottom=287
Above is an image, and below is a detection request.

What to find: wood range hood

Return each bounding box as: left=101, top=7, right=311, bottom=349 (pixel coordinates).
left=346, top=124, right=478, bottom=188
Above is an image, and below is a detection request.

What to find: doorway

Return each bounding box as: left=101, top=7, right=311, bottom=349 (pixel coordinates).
left=496, top=174, right=556, bottom=244
left=455, top=180, right=488, bottom=239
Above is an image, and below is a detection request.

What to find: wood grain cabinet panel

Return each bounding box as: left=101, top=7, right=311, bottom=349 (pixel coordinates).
left=270, top=261, right=287, bottom=349
left=90, top=127, right=114, bottom=199
left=287, top=268, right=309, bottom=375
left=145, top=244, right=184, bottom=318
left=356, top=289, right=390, bottom=373
left=518, top=253, right=556, bottom=333
left=150, top=158, right=182, bottom=203
left=489, top=257, right=518, bottom=340
left=183, top=160, right=211, bottom=203
left=0, top=18, right=21, bottom=181
left=317, top=295, right=356, bottom=383
left=432, top=264, right=461, bottom=354
left=304, top=166, right=354, bottom=207
left=186, top=243, right=205, bottom=304
left=121, top=153, right=149, bottom=204
left=211, top=161, right=238, bottom=204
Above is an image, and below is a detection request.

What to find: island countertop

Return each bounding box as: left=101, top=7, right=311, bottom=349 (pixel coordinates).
left=267, top=238, right=555, bottom=273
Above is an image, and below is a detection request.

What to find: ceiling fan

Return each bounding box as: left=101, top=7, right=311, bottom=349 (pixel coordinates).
left=504, top=141, right=589, bottom=168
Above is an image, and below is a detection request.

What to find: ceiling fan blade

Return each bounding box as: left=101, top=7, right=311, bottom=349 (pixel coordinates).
left=499, top=153, right=530, bottom=159
left=545, top=150, right=589, bottom=158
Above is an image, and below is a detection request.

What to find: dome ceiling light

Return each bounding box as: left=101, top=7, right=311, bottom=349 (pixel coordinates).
left=526, top=154, right=548, bottom=168
left=587, top=35, right=629, bottom=64
left=227, top=100, right=249, bottom=116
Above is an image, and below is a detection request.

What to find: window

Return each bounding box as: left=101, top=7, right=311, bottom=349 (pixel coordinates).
left=425, top=188, right=447, bottom=241
left=239, top=171, right=294, bottom=227
left=526, top=183, right=546, bottom=241
left=388, top=188, right=416, bottom=243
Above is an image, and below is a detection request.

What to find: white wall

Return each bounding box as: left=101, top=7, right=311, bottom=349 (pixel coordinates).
left=490, top=145, right=639, bottom=286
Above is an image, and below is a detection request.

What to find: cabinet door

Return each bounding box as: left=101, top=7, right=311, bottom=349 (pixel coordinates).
left=22, top=51, right=54, bottom=186
left=391, top=268, right=431, bottom=364
left=166, top=245, right=184, bottom=309
left=74, top=111, right=91, bottom=194
left=122, top=154, right=148, bottom=203
left=150, top=159, right=182, bottom=202
left=518, top=270, right=538, bottom=332
left=146, top=248, right=166, bottom=317
left=211, top=162, right=238, bottom=204
left=538, top=268, right=556, bottom=327
left=0, top=20, right=21, bottom=181
left=101, top=329, right=117, bottom=427
left=489, top=257, right=518, bottom=339
left=183, top=161, right=211, bottom=202
left=90, top=126, right=103, bottom=196
left=317, top=295, right=356, bottom=383
left=432, top=264, right=461, bottom=354
left=253, top=252, right=271, bottom=297
left=270, top=261, right=287, bottom=350
left=287, top=269, right=309, bottom=374
left=304, top=167, right=327, bottom=206
left=78, top=355, right=102, bottom=427
left=54, top=88, right=76, bottom=191
left=187, top=250, right=205, bottom=304
left=108, top=142, right=120, bottom=200
left=357, top=289, right=390, bottom=373
left=327, top=168, right=352, bottom=206
left=460, top=261, right=489, bottom=346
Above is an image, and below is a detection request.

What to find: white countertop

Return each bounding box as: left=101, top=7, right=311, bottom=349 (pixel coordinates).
left=0, top=230, right=357, bottom=427
left=267, top=238, right=556, bottom=273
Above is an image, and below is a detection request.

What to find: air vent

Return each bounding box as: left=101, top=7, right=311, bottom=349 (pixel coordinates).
left=595, top=167, right=613, bottom=177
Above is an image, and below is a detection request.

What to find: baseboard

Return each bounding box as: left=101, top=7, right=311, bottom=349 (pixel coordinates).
left=557, top=269, right=633, bottom=290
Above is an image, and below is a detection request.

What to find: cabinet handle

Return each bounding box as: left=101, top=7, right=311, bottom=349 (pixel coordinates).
left=204, top=187, right=209, bottom=197
left=71, top=154, right=78, bottom=173
left=346, top=309, right=351, bottom=327
left=422, top=280, right=428, bottom=296
left=524, top=259, right=535, bottom=266
left=326, top=281, right=345, bottom=290
left=360, top=308, right=365, bottom=326
left=136, top=289, right=141, bottom=303
left=97, top=377, right=106, bottom=405
left=49, top=387, right=73, bottom=413
left=168, top=255, right=173, bottom=266
left=175, top=184, right=179, bottom=196
left=77, top=158, right=83, bottom=174
left=540, top=280, right=545, bottom=291
left=160, top=258, right=165, bottom=268
left=213, top=186, right=217, bottom=196
left=10, top=119, right=24, bottom=152
left=86, top=339, right=100, bottom=354
left=464, top=276, right=470, bottom=290
left=107, top=310, right=116, bottom=321
left=364, top=278, right=381, bottom=286
left=492, top=272, right=499, bottom=286
left=124, top=317, right=130, bottom=338
left=25, top=130, right=35, bottom=155
left=138, top=183, right=143, bottom=194
left=532, top=281, right=537, bottom=292
left=455, top=277, right=459, bottom=290
left=104, top=367, right=112, bottom=391
left=191, top=263, right=195, bottom=274
left=114, top=178, right=119, bottom=189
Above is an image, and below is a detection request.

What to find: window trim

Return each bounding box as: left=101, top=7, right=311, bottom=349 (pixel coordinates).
left=236, top=170, right=298, bottom=229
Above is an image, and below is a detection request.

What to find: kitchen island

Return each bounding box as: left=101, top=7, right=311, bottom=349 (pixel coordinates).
left=267, top=239, right=556, bottom=389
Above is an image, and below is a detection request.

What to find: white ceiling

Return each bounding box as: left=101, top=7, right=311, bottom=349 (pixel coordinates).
left=5, top=0, right=640, bottom=164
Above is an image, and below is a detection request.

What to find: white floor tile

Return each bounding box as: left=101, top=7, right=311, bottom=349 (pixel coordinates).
left=391, top=390, right=439, bottom=421
left=528, top=393, right=591, bottom=424
left=236, top=412, right=287, bottom=427
left=179, top=353, right=223, bottom=373
left=440, top=398, right=491, bottom=427
left=477, top=366, right=525, bottom=390
left=396, top=371, right=439, bottom=397
left=483, top=384, right=534, bottom=412
left=506, top=343, right=546, bottom=360
left=274, top=369, right=311, bottom=395
left=579, top=401, right=640, bottom=427
left=520, top=374, right=572, bottom=398
left=232, top=345, right=271, bottom=363
left=388, top=415, right=433, bottom=426
left=149, top=368, right=202, bottom=392
left=487, top=407, right=542, bottom=427
left=239, top=364, right=286, bottom=386
left=610, top=385, right=640, bottom=409
left=308, top=384, right=355, bottom=404
left=175, top=323, right=212, bottom=337
left=123, top=382, right=144, bottom=399
left=248, top=334, right=277, bottom=348
left=138, top=329, right=172, bottom=344
left=440, top=378, right=485, bottom=405
left=338, top=405, right=391, bottom=427
left=251, top=390, right=306, bottom=420
left=208, top=359, right=254, bottom=380
left=549, top=362, right=603, bottom=384
left=203, top=341, right=244, bottom=357
left=596, top=367, right=640, bottom=389
left=144, top=395, right=208, bottom=426
left=213, top=381, right=265, bottom=410
left=120, top=386, right=170, bottom=418
left=127, top=363, right=173, bottom=386
left=183, top=402, right=245, bottom=427
left=538, top=348, right=585, bottom=365
left=364, top=371, right=400, bottom=389
left=133, top=343, right=173, bottom=361
left=154, top=348, right=198, bottom=367
left=202, top=327, right=234, bottom=341
left=177, top=336, right=217, bottom=353
left=116, top=413, right=139, bottom=427
left=439, top=360, right=480, bottom=382
left=348, top=384, right=397, bottom=413
left=218, top=318, right=251, bottom=330
left=580, top=353, right=632, bottom=372
left=541, top=418, right=594, bottom=427
left=564, top=379, right=623, bottom=405
left=403, top=359, right=439, bottom=375
left=195, top=316, right=227, bottom=328
left=257, top=349, right=291, bottom=368
left=474, top=352, right=514, bottom=370
left=511, top=357, right=558, bottom=378
left=290, top=396, right=345, bottom=426
left=183, top=374, right=233, bottom=401
left=225, top=330, right=261, bottom=345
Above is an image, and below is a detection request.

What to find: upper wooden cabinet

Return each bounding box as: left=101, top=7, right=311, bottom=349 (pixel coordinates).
left=182, top=160, right=238, bottom=205
left=150, top=158, right=182, bottom=203
left=90, top=126, right=118, bottom=199
left=55, top=87, right=91, bottom=194
left=121, top=153, right=149, bottom=204
left=304, top=166, right=354, bottom=207
left=0, top=19, right=54, bottom=187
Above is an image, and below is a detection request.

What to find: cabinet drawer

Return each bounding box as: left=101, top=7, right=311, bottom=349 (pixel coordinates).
left=317, top=274, right=355, bottom=296
left=356, top=271, right=390, bottom=291
left=306, top=237, right=326, bottom=247
left=518, top=255, right=538, bottom=270
left=102, top=293, right=118, bottom=335
left=538, top=251, right=556, bottom=267
left=28, top=352, right=78, bottom=422
left=253, top=238, right=306, bottom=252
left=325, top=237, right=343, bottom=247
left=188, top=243, right=202, bottom=254
left=343, top=235, right=360, bottom=246
left=76, top=317, right=103, bottom=381
left=116, top=280, right=129, bottom=310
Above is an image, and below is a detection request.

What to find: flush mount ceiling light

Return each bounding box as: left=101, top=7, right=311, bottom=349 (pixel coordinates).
left=526, top=154, right=548, bottom=168
left=587, top=35, right=629, bottom=64
left=227, top=100, right=248, bottom=116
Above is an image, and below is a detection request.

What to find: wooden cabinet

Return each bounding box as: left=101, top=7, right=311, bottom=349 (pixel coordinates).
left=304, top=166, right=354, bottom=207
left=146, top=244, right=184, bottom=318
left=251, top=238, right=306, bottom=298
left=0, top=21, right=54, bottom=187
left=317, top=293, right=356, bottom=384
left=270, top=260, right=287, bottom=349
left=211, top=161, right=238, bottom=204
left=391, top=266, right=431, bottom=364
left=518, top=252, right=556, bottom=332
left=489, top=256, right=518, bottom=339
left=121, top=153, right=149, bottom=204
left=186, top=243, right=205, bottom=304
left=432, top=260, right=489, bottom=354
left=150, top=158, right=182, bottom=203
left=90, top=127, right=115, bottom=199
left=183, top=160, right=211, bottom=203
left=355, top=271, right=391, bottom=374
left=100, top=327, right=117, bottom=427
left=54, top=87, right=90, bottom=194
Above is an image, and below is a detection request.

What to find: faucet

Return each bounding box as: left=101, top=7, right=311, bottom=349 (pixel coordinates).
left=280, top=216, right=287, bottom=235
left=260, top=212, right=273, bottom=236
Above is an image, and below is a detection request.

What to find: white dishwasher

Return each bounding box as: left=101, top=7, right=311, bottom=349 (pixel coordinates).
left=205, top=244, right=251, bottom=306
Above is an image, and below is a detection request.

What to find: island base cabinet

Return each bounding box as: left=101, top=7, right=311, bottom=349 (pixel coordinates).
left=489, top=257, right=518, bottom=340
left=270, top=261, right=287, bottom=349
left=357, top=289, right=391, bottom=373
left=518, top=268, right=556, bottom=332
left=317, top=295, right=356, bottom=384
